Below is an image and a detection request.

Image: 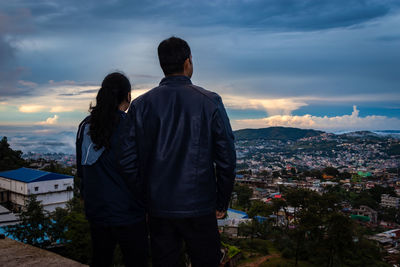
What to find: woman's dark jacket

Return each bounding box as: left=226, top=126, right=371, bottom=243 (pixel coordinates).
left=76, top=111, right=145, bottom=225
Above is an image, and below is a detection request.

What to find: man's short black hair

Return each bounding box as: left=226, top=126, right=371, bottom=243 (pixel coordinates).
left=158, top=36, right=191, bottom=76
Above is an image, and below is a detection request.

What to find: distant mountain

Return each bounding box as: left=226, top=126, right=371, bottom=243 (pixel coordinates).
left=234, top=127, right=324, bottom=141
left=372, top=130, right=400, bottom=139
left=340, top=131, right=380, bottom=138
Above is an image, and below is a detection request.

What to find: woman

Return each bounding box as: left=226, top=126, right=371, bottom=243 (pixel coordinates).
left=76, top=72, right=147, bottom=267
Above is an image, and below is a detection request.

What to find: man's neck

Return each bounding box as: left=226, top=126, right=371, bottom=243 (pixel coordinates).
left=166, top=73, right=187, bottom=77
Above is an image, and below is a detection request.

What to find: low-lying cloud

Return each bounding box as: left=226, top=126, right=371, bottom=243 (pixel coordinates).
left=19, top=105, right=45, bottom=113
left=37, top=115, right=58, bottom=125
left=223, top=95, right=308, bottom=116
left=232, top=106, right=400, bottom=131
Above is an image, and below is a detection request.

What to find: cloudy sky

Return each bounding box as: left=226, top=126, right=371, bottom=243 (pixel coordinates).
left=1, top=0, right=400, bottom=144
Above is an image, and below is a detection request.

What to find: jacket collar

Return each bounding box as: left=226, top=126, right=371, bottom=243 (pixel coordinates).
left=117, top=109, right=127, bottom=118
left=159, top=75, right=192, bottom=86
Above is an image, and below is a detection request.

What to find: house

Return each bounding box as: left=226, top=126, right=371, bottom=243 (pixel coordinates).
left=218, top=209, right=250, bottom=238
left=352, top=205, right=378, bottom=224
left=381, top=194, right=400, bottom=209
left=0, top=168, right=74, bottom=212
left=0, top=205, right=20, bottom=227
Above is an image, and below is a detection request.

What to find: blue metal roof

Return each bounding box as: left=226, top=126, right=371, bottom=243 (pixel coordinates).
left=0, top=167, right=73, bottom=183
left=227, top=208, right=249, bottom=219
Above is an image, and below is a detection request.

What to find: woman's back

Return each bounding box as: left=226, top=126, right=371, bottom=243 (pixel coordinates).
left=75, top=72, right=148, bottom=267
left=77, top=111, right=144, bottom=225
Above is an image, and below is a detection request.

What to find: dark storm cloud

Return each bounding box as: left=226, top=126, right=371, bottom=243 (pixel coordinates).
left=58, top=89, right=98, bottom=96
left=1, top=0, right=400, bottom=108
left=376, top=34, right=400, bottom=42
left=3, top=0, right=399, bottom=32
left=0, top=9, right=33, bottom=97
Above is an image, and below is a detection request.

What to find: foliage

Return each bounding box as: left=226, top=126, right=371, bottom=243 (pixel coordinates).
left=62, top=195, right=91, bottom=264
left=48, top=207, right=69, bottom=244
left=42, top=161, right=75, bottom=176
left=66, top=193, right=84, bottom=213
left=238, top=221, right=254, bottom=238
left=248, top=200, right=271, bottom=218
left=379, top=207, right=400, bottom=223
left=387, top=143, right=400, bottom=156
left=0, top=136, right=26, bottom=171
left=233, top=184, right=252, bottom=209
left=234, top=127, right=322, bottom=141
left=5, top=194, right=50, bottom=248
left=63, top=211, right=91, bottom=264
left=322, top=166, right=339, bottom=177
left=221, top=242, right=241, bottom=258
left=238, top=238, right=269, bottom=255
left=369, top=185, right=397, bottom=201
left=266, top=189, right=387, bottom=266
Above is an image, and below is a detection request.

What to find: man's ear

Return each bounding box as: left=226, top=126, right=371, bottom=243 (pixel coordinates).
left=127, top=92, right=131, bottom=103
left=184, top=57, right=191, bottom=68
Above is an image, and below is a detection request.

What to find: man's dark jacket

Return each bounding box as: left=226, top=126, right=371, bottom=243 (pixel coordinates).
left=120, top=75, right=236, bottom=218
left=76, top=111, right=145, bottom=225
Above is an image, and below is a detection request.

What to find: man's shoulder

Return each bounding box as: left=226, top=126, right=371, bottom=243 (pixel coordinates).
left=131, top=86, right=158, bottom=106
left=188, top=84, right=221, bottom=106
left=131, top=83, right=222, bottom=107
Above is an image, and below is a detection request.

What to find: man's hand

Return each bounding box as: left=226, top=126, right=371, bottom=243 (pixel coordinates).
left=216, top=210, right=226, bottom=219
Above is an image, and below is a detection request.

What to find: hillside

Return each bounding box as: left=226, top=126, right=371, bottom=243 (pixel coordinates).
left=234, top=127, right=324, bottom=141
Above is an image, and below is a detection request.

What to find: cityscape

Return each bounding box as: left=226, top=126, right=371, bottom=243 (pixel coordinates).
left=1, top=126, right=400, bottom=265
left=1, top=0, right=400, bottom=266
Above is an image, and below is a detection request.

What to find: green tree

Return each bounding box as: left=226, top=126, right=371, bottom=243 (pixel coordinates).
left=351, top=191, right=379, bottom=209
left=272, top=171, right=280, bottom=178
left=369, top=185, right=397, bottom=202
left=247, top=200, right=270, bottom=218
left=323, top=167, right=339, bottom=177
left=64, top=211, right=91, bottom=264
left=310, top=169, right=322, bottom=179
left=0, top=136, right=26, bottom=171
left=48, top=207, right=69, bottom=244
left=380, top=207, right=400, bottom=223
left=238, top=221, right=253, bottom=238
left=324, top=213, right=355, bottom=267
left=233, top=184, right=252, bottom=209
left=5, top=195, right=50, bottom=248
left=270, top=198, right=287, bottom=226
left=42, top=161, right=75, bottom=176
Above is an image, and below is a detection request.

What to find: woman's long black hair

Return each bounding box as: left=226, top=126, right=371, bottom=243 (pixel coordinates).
left=89, top=72, right=131, bottom=150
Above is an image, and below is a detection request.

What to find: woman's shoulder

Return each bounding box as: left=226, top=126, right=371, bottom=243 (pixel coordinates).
left=77, top=115, right=91, bottom=139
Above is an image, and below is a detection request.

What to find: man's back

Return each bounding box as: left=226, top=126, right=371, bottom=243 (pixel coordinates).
left=130, top=75, right=236, bottom=218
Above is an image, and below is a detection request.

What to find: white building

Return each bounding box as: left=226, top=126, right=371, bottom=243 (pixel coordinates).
left=0, top=168, right=74, bottom=212
left=0, top=205, right=20, bottom=227
left=381, top=194, right=400, bottom=209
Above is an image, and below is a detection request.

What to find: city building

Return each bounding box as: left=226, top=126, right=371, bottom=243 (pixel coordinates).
left=352, top=205, right=378, bottom=224
left=0, top=205, right=19, bottom=227
left=381, top=194, right=400, bottom=209
left=0, top=168, right=74, bottom=212
left=218, top=209, right=250, bottom=238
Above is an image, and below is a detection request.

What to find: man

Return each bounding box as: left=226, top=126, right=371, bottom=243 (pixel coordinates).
left=122, top=37, right=236, bottom=267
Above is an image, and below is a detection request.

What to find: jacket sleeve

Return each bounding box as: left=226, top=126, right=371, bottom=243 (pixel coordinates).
left=75, top=118, right=88, bottom=199
left=212, top=95, right=236, bottom=211
left=117, top=105, right=141, bottom=198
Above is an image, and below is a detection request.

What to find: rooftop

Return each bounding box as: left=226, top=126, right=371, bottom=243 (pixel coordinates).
left=0, top=168, right=73, bottom=183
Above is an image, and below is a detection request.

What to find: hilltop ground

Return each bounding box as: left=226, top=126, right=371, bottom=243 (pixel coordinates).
left=0, top=237, right=87, bottom=267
